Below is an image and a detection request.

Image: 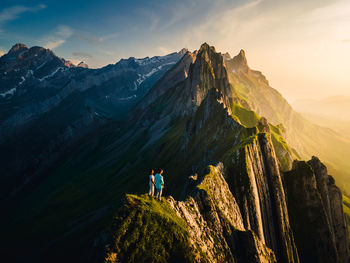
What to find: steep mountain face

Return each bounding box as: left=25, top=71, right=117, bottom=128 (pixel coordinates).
left=0, top=43, right=75, bottom=88
left=2, top=43, right=349, bottom=263
left=98, top=44, right=348, bottom=263
left=224, top=51, right=350, bottom=191
left=0, top=44, right=185, bottom=200
left=284, top=157, right=349, bottom=263
left=226, top=131, right=298, bottom=263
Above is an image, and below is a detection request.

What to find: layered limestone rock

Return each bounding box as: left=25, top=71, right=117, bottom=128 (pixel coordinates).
left=189, top=43, right=234, bottom=110
left=227, top=132, right=299, bottom=263
left=226, top=49, right=250, bottom=74
left=284, top=158, right=349, bottom=263
left=137, top=43, right=248, bottom=119
left=308, top=156, right=349, bottom=263
left=327, top=179, right=350, bottom=263
left=138, top=50, right=196, bottom=111
left=168, top=164, right=247, bottom=263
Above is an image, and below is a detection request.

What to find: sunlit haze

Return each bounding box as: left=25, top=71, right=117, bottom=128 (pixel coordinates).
left=0, top=0, right=349, bottom=101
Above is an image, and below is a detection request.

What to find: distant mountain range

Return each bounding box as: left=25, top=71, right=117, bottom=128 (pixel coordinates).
left=0, top=43, right=186, bottom=197
left=292, top=96, right=350, bottom=139
left=292, top=96, right=350, bottom=121
left=1, top=43, right=349, bottom=263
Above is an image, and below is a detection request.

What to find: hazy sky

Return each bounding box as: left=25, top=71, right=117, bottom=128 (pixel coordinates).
left=0, top=0, right=349, bottom=102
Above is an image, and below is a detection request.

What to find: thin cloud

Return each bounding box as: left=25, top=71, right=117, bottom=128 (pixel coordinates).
left=98, top=48, right=115, bottom=56
left=72, top=52, right=93, bottom=58
left=74, top=32, right=101, bottom=44
left=158, top=46, right=172, bottom=55
left=0, top=4, right=46, bottom=31
left=99, top=32, right=119, bottom=42
left=342, top=39, right=350, bottom=43
left=56, top=25, right=73, bottom=39
left=42, top=25, right=73, bottom=50
left=45, top=39, right=65, bottom=49
left=73, top=31, right=118, bottom=44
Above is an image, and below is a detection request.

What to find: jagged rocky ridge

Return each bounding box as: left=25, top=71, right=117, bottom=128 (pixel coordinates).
left=223, top=47, right=350, bottom=191
left=105, top=164, right=277, bottom=263
left=2, top=43, right=349, bottom=263
left=102, top=44, right=348, bottom=263
left=285, top=157, right=349, bottom=263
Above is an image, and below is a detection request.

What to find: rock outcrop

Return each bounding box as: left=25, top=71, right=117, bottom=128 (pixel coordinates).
left=77, top=61, right=89, bottom=68
left=228, top=132, right=299, bottom=263
left=169, top=163, right=277, bottom=263
left=105, top=163, right=277, bottom=263
left=284, top=158, right=349, bottom=263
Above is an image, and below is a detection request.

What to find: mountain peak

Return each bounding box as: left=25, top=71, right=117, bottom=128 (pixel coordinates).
left=7, top=43, right=28, bottom=56
left=234, top=49, right=247, bottom=65
left=179, top=48, right=188, bottom=54
left=77, top=61, right=89, bottom=68
left=227, top=48, right=249, bottom=73
left=9, top=43, right=28, bottom=51
left=199, top=42, right=216, bottom=53
left=223, top=52, right=231, bottom=60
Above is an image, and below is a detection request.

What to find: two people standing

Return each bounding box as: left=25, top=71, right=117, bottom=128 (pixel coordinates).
left=148, top=169, right=164, bottom=200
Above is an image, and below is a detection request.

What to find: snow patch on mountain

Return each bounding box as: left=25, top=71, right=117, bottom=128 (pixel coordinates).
left=38, top=67, right=62, bottom=81
left=118, top=95, right=137, bottom=101
left=0, top=88, right=16, bottom=98
left=17, top=50, right=28, bottom=57
left=134, top=57, right=159, bottom=66
left=18, top=76, right=25, bottom=85
left=133, top=62, right=176, bottom=89
left=35, top=61, right=47, bottom=71
left=26, top=70, right=33, bottom=77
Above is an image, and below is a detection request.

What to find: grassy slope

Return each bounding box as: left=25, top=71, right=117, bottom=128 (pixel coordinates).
left=104, top=194, right=196, bottom=263
left=227, top=97, right=294, bottom=171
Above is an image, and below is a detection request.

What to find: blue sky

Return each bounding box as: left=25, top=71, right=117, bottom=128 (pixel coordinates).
left=0, top=0, right=350, bottom=101
left=0, top=0, right=245, bottom=66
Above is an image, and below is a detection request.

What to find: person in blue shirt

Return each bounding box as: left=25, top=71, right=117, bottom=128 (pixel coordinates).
left=154, top=169, right=164, bottom=201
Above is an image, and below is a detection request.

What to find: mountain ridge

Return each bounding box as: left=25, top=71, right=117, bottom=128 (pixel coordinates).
left=0, top=43, right=186, bottom=200
left=1, top=42, right=349, bottom=263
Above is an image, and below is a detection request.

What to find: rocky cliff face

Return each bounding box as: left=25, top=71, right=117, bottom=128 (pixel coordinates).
left=224, top=44, right=350, bottom=192
left=105, top=163, right=277, bottom=263
left=103, top=133, right=347, bottom=263
left=102, top=43, right=348, bottom=263
left=284, top=157, right=349, bottom=263
left=227, top=131, right=299, bottom=263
